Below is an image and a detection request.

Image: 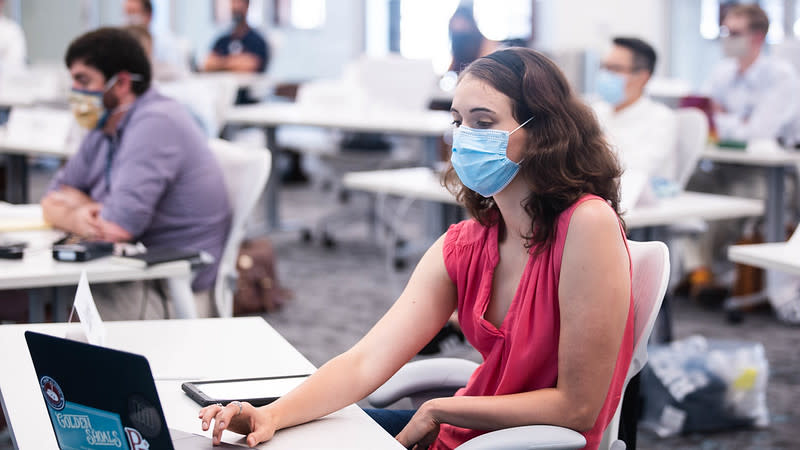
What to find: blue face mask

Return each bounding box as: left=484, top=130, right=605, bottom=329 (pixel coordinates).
left=595, top=69, right=626, bottom=106
left=450, top=117, right=534, bottom=197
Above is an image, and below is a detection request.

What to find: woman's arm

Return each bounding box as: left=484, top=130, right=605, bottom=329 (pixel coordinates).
left=202, top=233, right=458, bottom=446
left=396, top=200, right=631, bottom=447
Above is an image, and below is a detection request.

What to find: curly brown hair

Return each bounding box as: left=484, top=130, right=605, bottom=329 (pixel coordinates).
left=443, top=47, right=623, bottom=250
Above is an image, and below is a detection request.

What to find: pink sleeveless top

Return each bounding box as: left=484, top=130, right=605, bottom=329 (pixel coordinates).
left=431, top=195, right=634, bottom=450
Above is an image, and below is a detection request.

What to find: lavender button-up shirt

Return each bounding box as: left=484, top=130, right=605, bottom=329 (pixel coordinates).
left=49, top=89, right=231, bottom=291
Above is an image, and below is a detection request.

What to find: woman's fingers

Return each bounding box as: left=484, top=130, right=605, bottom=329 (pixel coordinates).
left=199, top=403, right=225, bottom=431
left=212, top=404, right=232, bottom=444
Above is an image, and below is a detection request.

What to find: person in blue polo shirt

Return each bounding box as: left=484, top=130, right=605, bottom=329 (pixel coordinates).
left=203, top=0, right=269, bottom=74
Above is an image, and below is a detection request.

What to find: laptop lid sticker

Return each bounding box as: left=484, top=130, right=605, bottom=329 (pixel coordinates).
left=40, top=376, right=129, bottom=449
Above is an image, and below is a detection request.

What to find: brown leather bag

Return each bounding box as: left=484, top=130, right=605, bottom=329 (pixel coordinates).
left=731, top=230, right=764, bottom=299
left=233, top=238, right=290, bottom=315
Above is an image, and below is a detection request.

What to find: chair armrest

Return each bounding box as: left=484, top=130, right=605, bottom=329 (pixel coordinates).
left=367, top=358, right=479, bottom=408
left=455, top=425, right=587, bottom=450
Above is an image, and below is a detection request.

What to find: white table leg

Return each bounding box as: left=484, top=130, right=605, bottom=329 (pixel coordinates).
left=166, top=275, right=197, bottom=319
left=27, top=288, right=46, bottom=323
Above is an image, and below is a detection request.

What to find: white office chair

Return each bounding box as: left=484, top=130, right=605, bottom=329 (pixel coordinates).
left=208, top=138, right=272, bottom=317
left=367, top=240, right=670, bottom=450
left=668, top=108, right=711, bottom=288
left=673, top=108, right=709, bottom=189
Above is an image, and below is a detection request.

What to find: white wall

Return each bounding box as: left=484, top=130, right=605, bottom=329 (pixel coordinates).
left=536, top=0, right=671, bottom=77
left=21, top=0, right=365, bottom=83
left=267, top=0, right=365, bottom=81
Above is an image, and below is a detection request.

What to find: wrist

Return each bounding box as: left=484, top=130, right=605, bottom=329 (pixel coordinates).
left=262, top=405, right=282, bottom=431
left=421, top=398, right=446, bottom=424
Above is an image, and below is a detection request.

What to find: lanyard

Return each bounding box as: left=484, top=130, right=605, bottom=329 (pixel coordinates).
left=104, top=134, right=119, bottom=193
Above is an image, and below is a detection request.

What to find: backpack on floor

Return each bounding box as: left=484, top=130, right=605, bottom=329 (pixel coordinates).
left=233, top=238, right=290, bottom=315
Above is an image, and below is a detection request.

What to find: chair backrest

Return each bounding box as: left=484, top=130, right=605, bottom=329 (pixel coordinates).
left=208, top=139, right=271, bottom=317
left=598, top=240, right=670, bottom=449
left=673, top=107, right=709, bottom=188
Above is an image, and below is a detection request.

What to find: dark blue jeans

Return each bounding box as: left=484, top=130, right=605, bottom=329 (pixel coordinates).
left=363, top=408, right=417, bottom=437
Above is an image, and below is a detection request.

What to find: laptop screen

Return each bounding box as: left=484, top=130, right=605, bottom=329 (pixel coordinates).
left=25, top=331, right=174, bottom=450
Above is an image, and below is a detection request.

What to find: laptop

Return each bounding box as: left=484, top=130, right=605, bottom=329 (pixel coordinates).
left=25, top=331, right=242, bottom=449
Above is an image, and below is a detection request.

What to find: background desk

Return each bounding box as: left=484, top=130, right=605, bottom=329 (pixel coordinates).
left=701, top=146, right=800, bottom=243
left=226, top=104, right=452, bottom=231
left=0, top=317, right=403, bottom=449
left=0, top=229, right=194, bottom=322
left=728, top=241, right=800, bottom=276
left=343, top=167, right=765, bottom=229
left=0, top=132, right=72, bottom=204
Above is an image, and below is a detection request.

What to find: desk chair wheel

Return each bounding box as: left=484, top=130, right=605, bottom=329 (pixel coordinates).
left=725, top=308, right=745, bottom=324
left=300, top=228, right=313, bottom=244
left=322, top=232, right=337, bottom=249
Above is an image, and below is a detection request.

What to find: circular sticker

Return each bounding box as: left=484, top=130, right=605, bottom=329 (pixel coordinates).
left=127, top=394, right=162, bottom=438
left=40, top=376, right=65, bottom=411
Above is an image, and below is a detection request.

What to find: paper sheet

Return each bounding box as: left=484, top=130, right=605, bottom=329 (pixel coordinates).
left=73, top=270, right=106, bottom=346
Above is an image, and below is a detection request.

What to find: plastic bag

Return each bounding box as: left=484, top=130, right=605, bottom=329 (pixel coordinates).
left=640, top=335, right=769, bottom=438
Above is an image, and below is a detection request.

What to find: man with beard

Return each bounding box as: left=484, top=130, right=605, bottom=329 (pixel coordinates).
left=203, top=0, right=269, bottom=75
left=42, top=28, right=231, bottom=320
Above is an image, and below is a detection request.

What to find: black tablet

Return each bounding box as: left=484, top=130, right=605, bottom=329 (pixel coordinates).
left=181, top=374, right=311, bottom=407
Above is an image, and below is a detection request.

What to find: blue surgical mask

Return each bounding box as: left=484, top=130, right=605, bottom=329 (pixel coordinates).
left=451, top=117, right=534, bottom=197
left=595, top=69, right=626, bottom=106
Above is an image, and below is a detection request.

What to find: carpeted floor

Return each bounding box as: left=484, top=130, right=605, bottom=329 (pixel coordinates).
left=2, top=164, right=798, bottom=449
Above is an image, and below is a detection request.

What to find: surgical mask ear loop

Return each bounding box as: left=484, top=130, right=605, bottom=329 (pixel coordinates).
left=509, top=116, right=535, bottom=135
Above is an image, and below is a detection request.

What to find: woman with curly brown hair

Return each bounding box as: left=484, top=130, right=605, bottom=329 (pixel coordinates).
left=199, top=48, right=633, bottom=450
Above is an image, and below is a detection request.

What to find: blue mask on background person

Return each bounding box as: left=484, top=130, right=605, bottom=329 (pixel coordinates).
left=451, top=117, right=534, bottom=197
left=595, top=69, right=626, bottom=106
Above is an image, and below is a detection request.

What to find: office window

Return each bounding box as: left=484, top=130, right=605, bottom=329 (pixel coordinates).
left=274, top=0, right=326, bottom=29
left=700, top=0, right=720, bottom=39
left=761, top=0, right=784, bottom=43
left=473, top=0, right=532, bottom=41
left=398, top=0, right=459, bottom=73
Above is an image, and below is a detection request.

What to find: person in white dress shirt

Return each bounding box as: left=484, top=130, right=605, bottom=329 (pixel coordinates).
left=703, top=3, right=800, bottom=145
left=697, top=4, right=800, bottom=324
left=592, top=37, right=678, bottom=188
left=0, top=0, right=26, bottom=70
left=123, top=0, right=188, bottom=81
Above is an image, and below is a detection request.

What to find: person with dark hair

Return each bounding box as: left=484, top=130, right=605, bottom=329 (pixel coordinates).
left=703, top=3, right=800, bottom=143
left=123, top=0, right=188, bottom=80
left=447, top=6, right=498, bottom=74
left=592, top=36, right=678, bottom=187
left=197, top=48, right=633, bottom=450
left=204, top=0, right=269, bottom=74
left=41, top=28, right=231, bottom=320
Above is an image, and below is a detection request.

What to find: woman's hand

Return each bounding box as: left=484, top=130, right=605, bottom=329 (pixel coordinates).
left=395, top=401, right=442, bottom=449
left=198, top=401, right=278, bottom=447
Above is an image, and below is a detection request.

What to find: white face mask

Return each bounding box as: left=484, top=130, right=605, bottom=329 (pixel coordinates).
left=125, top=13, right=147, bottom=26
left=722, top=35, right=749, bottom=59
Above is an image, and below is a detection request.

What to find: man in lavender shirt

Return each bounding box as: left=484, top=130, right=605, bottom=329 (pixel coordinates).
left=41, top=28, right=231, bottom=320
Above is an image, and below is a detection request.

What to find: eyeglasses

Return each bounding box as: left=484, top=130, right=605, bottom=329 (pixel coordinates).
left=599, top=63, right=642, bottom=75
left=719, top=26, right=750, bottom=38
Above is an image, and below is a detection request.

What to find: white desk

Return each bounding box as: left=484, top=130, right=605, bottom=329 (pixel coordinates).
left=226, top=104, right=452, bottom=231
left=343, top=167, right=765, bottom=229
left=728, top=241, right=800, bottom=276
left=0, top=318, right=403, bottom=449
left=0, top=229, right=194, bottom=322
left=701, top=145, right=800, bottom=243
